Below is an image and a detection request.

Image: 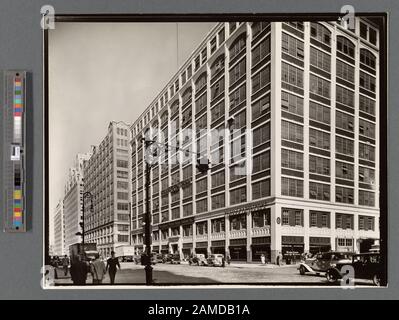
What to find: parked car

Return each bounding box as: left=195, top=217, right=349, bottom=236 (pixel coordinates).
left=206, top=254, right=225, bottom=267
left=119, top=255, right=134, bottom=262
left=189, top=254, right=207, bottom=266
left=152, top=253, right=163, bottom=264
left=325, top=252, right=382, bottom=286
left=298, top=251, right=353, bottom=275
left=162, top=253, right=181, bottom=264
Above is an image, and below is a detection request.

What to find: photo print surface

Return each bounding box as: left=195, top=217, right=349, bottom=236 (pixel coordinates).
left=45, top=16, right=387, bottom=287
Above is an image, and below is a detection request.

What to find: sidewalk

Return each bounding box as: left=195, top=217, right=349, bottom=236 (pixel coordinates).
left=227, top=262, right=299, bottom=269
left=179, top=260, right=299, bottom=268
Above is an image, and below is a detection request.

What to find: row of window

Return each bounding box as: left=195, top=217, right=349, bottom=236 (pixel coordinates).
left=282, top=119, right=376, bottom=157
left=282, top=208, right=375, bottom=231
left=281, top=177, right=375, bottom=206
left=281, top=149, right=375, bottom=182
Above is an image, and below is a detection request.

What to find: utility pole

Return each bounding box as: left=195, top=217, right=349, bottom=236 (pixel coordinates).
left=141, top=135, right=211, bottom=285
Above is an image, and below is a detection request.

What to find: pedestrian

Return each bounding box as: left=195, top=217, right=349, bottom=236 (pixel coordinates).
left=276, top=252, right=282, bottom=266
left=226, top=253, right=231, bottom=265
left=70, top=255, right=88, bottom=285
left=90, top=254, right=106, bottom=284
left=260, top=254, right=266, bottom=265
left=106, top=251, right=121, bottom=285
left=62, top=255, right=69, bottom=276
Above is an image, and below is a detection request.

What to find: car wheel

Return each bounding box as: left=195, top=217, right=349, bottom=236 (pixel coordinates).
left=373, top=274, right=381, bottom=286
left=299, top=266, right=306, bottom=275
left=326, top=270, right=338, bottom=284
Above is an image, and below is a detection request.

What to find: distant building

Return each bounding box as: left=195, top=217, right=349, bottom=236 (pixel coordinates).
left=129, top=20, right=380, bottom=263
left=53, top=200, right=64, bottom=256
left=63, top=153, right=91, bottom=255
left=83, top=121, right=132, bottom=258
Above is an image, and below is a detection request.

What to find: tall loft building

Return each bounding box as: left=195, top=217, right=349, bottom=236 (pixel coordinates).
left=130, top=20, right=380, bottom=262
left=63, top=153, right=91, bottom=255
left=53, top=200, right=65, bottom=256
left=83, top=121, right=132, bottom=259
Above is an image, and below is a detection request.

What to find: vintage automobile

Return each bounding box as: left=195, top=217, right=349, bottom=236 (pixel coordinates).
left=325, top=252, right=382, bottom=286
left=298, top=251, right=353, bottom=275
left=152, top=253, right=163, bottom=264
left=118, top=255, right=134, bottom=262
left=189, top=254, right=207, bottom=266
left=206, top=254, right=225, bottom=267
left=162, top=253, right=181, bottom=264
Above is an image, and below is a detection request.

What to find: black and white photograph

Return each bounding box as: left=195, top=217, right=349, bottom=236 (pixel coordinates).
left=45, top=16, right=387, bottom=287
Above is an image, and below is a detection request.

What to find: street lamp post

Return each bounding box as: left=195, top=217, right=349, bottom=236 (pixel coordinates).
left=77, top=192, right=93, bottom=253
left=144, top=156, right=153, bottom=285
left=142, top=137, right=156, bottom=285
left=141, top=135, right=211, bottom=285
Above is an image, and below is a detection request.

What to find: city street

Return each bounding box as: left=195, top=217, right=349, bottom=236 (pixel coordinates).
left=53, top=262, right=374, bottom=286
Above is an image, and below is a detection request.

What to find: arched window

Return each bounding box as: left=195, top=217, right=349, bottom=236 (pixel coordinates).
left=170, top=99, right=179, bottom=115
left=211, top=54, right=225, bottom=77
left=310, top=22, right=331, bottom=45
left=182, top=87, right=192, bottom=105
left=161, top=111, right=168, bottom=126
left=337, top=36, right=355, bottom=58
left=195, top=72, right=207, bottom=92
left=151, top=121, right=159, bottom=139
left=360, top=48, right=376, bottom=69
left=229, top=33, right=246, bottom=60
left=144, top=128, right=151, bottom=140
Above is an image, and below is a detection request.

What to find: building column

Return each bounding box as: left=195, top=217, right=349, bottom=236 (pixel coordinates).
left=303, top=208, right=310, bottom=253
left=158, top=230, right=162, bottom=253
left=179, top=225, right=184, bottom=259
left=330, top=211, right=337, bottom=251
left=270, top=204, right=282, bottom=264
left=192, top=221, right=197, bottom=255
left=168, top=228, right=172, bottom=254
left=353, top=212, right=359, bottom=253
left=246, top=210, right=252, bottom=262
left=225, top=215, right=230, bottom=258
left=207, top=219, right=212, bottom=256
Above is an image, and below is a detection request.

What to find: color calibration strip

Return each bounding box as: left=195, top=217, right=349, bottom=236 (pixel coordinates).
left=12, top=76, right=24, bottom=229
left=13, top=77, right=23, bottom=142
left=3, top=71, right=26, bottom=232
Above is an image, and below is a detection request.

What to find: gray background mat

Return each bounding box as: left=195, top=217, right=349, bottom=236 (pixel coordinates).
left=0, top=0, right=397, bottom=300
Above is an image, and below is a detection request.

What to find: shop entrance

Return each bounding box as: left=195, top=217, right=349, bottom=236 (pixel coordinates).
left=211, top=247, right=225, bottom=255
left=309, top=237, right=331, bottom=255
left=195, top=247, right=208, bottom=257
left=229, top=246, right=247, bottom=261
left=171, top=244, right=178, bottom=254
left=182, top=248, right=191, bottom=260
left=281, top=236, right=305, bottom=264
left=251, top=245, right=271, bottom=262
left=359, top=238, right=375, bottom=253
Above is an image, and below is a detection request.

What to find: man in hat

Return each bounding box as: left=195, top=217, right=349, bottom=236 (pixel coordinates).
left=90, top=254, right=106, bottom=284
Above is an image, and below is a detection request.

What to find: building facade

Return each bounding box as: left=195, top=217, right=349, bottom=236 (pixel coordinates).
left=83, top=121, right=132, bottom=259
left=130, top=20, right=380, bottom=262
left=53, top=200, right=65, bottom=256
left=63, top=153, right=91, bottom=255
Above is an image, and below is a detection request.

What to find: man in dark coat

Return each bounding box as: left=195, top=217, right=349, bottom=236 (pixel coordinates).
left=106, top=251, right=121, bottom=285
left=70, top=255, right=88, bottom=285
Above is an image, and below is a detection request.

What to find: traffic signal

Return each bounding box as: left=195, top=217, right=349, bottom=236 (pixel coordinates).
left=196, top=157, right=210, bottom=173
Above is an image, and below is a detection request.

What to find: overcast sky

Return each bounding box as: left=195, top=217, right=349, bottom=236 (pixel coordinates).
left=49, top=22, right=216, bottom=243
